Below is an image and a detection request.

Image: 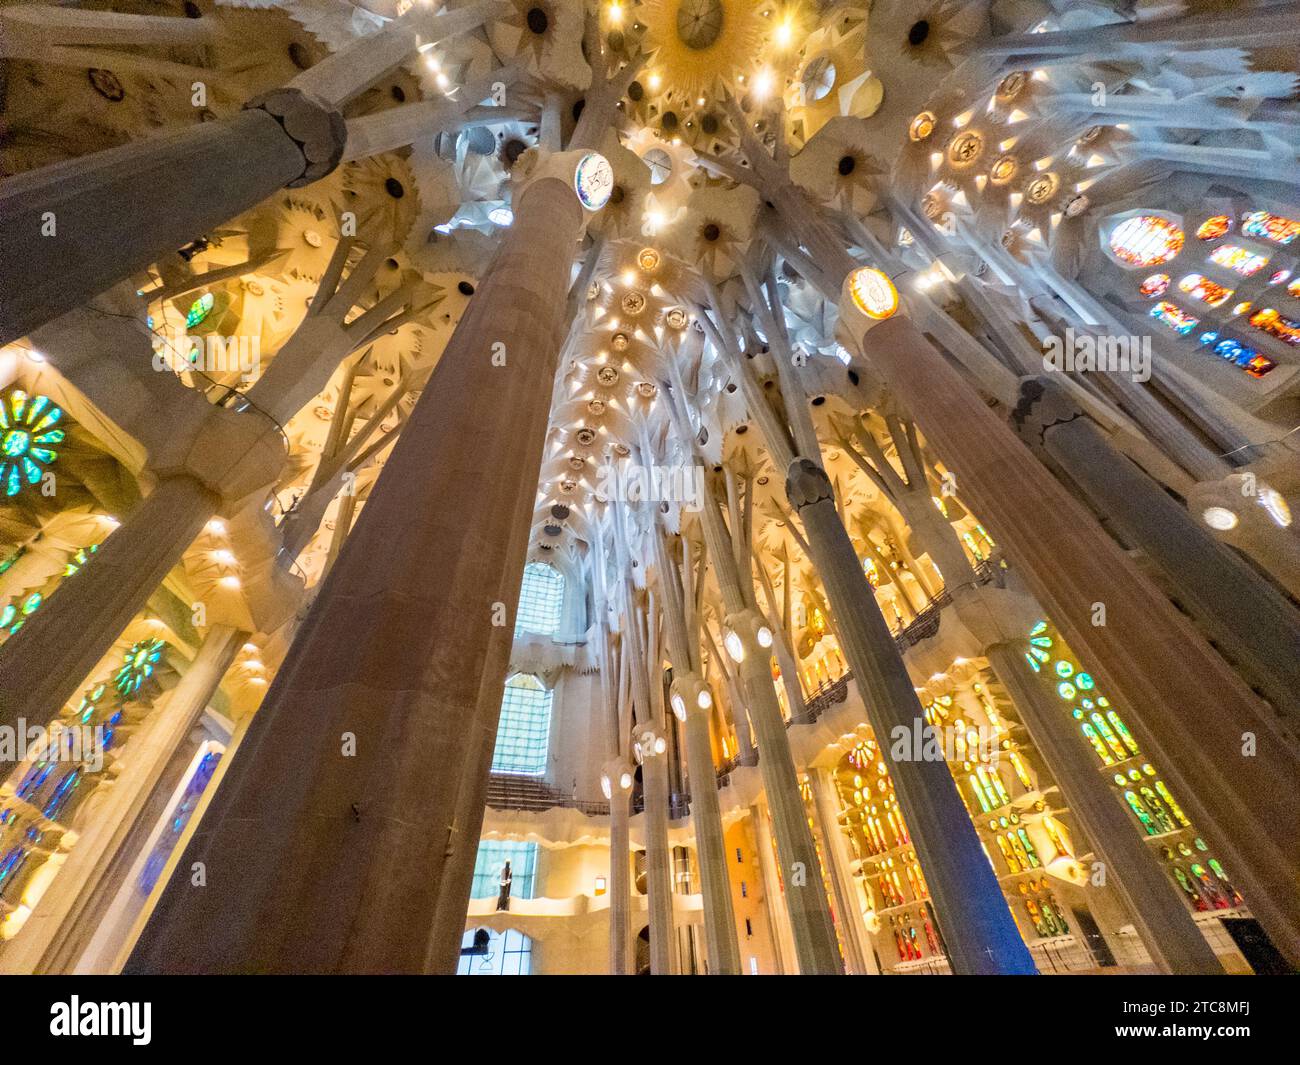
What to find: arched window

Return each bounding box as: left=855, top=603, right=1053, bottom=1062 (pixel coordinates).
left=457, top=927, right=533, bottom=975
left=515, top=561, right=564, bottom=637
left=491, top=674, right=553, bottom=775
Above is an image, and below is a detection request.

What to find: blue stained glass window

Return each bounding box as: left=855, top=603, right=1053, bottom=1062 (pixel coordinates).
left=515, top=561, right=564, bottom=637
left=490, top=674, right=552, bottom=775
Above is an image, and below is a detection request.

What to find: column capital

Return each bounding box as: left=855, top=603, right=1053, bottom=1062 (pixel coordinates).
left=668, top=671, right=713, bottom=721
left=785, top=457, right=834, bottom=511
left=1008, top=375, right=1084, bottom=451
left=244, top=87, right=347, bottom=188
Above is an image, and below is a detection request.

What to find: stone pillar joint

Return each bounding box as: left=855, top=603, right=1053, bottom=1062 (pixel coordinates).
left=785, top=458, right=834, bottom=511
left=244, top=88, right=347, bottom=188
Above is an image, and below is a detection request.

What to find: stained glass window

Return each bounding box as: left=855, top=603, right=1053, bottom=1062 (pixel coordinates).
left=1240, top=210, right=1300, bottom=245
left=186, top=293, right=215, bottom=328
left=1177, top=274, right=1233, bottom=307
left=1208, top=244, right=1269, bottom=277
left=1248, top=307, right=1300, bottom=347
left=138, top=747, right=222, bottom=895
left=515, top=561, right=564, bottom=637
left=1139, top=273, right=1169, bottom=298
left=470, top=839, right=538, bottom=900
left=1149, top=301, right=1198, bottom=335
left=1, top=390, right=65, bottom=498
left=490, top=674, right=552, bottom=775
left=1198, top=333, right=1276, bottom=378
left=1196, top=215, right=1231, bottom=241
left=115, top=638, right=166, bottom=696
left=1107, top=215, right=1185, bottom=268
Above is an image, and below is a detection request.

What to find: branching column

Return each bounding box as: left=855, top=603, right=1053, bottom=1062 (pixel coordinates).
left=126, top=163, right=593, bottom=973
left=654, top=527, right=741, bottom=974
left=856, top=314, right=1300, bottom=967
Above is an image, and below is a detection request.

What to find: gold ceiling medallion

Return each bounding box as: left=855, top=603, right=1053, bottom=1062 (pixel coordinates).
left=666, top=308, right=689, bottom=329
left=947, top=130, right=984, bottom=168
left=622, top=291, right=647, bottom=316
left=637, top=247, right=661, bottom=272
left=909, top=111, right=937, bottom=142
left=597, top=365, right=620, bottom=386
left=1025, top=172, right=1059, bottom=205
left=611, top=332, right=630, bottom=351
left=995, top=71, right=1029, bottom=102
left=989, top=154, right=1019, bottom=185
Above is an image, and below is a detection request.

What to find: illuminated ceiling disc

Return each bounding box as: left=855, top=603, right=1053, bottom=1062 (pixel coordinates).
left=574, top=153, right=614, bottom=211
left=848, top=267, right=899, bottom=320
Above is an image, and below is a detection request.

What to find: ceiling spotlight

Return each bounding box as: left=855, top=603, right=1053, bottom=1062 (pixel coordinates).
left=724, top=629, right=746, bottom=663
left=1202, top=506, right=1238, bottom=531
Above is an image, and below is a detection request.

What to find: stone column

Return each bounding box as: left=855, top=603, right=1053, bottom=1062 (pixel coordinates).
left=807, top=768, right=878, bottom=975
left=655, top=531, right=740, bottom=973
left=0, top=626, right=246, bottom=975
left=0, top=3, right=498, bottom=345
left=855, top=313, right=1300, bottom=967
left=1014, top=379, right=1300, bottom=736
left=693, top=486, right=843, bottom=974
left=0, top=91, right=345, bottom=345
left=0, top=476, right=217, bottom=726
left=125, top=163, right=596, bottom=974
left=985, top=644, right=1223, bottom=974
left=0, top=403, right=282, bottom=732
left=750, top=801, right=798, bottom=974
left=626, top=606, right=676, bottom=977
left=608, top=787, right=632, bottom=975
left=788, top=460, right=1038, bottom=975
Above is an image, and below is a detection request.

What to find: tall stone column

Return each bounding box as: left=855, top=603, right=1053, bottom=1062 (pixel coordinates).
left=0, top=3, right=496, bottom=344
left=0, top=93, right=342, bottom=345
left=985, top=644, right=1223, bottom=974
left=750, top=801, right=798, bottom=974
left=654, top=528, right=740, bottom=974
left=126, top=159, right=599, bottom=973
left=626, top=604, right=676, bottom=977
left=788, top=461, right=1038, bottom=975
left=0, top=406, right=283, bottom=731
left=807, top=768, right=878, bottom=975
left=1013, top=380, right=1300, bottom=737
left=0, top=476, right=216, bottom=724
left=853, top=313, right=1300, bottom=966
left=0, top=626, right=246, bottom=975
left=693, top=486, right=843, bottom=974
left=608, top=786, right=632, bottom=975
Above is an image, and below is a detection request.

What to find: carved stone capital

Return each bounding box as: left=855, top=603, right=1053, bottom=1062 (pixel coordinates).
left=785, top=457, right=834, bottom=510
left=1008, top=375, right=1083, bottom=450
left=245, top=88, right=347, bottom=188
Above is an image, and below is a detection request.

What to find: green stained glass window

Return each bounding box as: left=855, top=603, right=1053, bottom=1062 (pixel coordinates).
left=0, top=390, right=65, bottom=497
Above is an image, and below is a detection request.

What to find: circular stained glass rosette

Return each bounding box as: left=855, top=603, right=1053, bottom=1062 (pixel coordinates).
left=0, top=390, right=65, bottom=497
left=574, top=153, right=614, bottom=211
left=847, top=268, right=899, bottom=320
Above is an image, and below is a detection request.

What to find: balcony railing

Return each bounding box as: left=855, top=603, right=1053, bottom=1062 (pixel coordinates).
left=486, top=774, right=609, bottom=816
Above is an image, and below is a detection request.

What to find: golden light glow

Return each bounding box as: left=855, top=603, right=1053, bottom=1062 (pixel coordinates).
left=848, top=267, right=900, bottom=320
